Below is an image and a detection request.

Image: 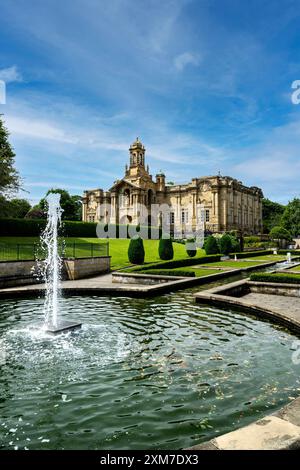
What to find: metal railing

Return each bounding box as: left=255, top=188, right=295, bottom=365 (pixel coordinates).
left=0, top=241, right=109, bottom=262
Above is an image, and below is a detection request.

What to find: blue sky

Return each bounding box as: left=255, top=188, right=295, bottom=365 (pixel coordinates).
left=0, top=0, right=300, bottom=205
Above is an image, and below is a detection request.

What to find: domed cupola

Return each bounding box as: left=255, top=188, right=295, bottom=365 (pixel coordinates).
left=129, top=137, right=145, bottom=168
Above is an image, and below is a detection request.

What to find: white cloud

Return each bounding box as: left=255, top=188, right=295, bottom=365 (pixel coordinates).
left=174, top=52, right=201, bottom=71
left=6, top=116, right=78, bottom=144
left=0, top=66, right=22, bottom=83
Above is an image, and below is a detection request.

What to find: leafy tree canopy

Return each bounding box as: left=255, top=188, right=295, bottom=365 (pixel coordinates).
left=262, top=198, right=285, bottom=233
left=0, top=196, right=31, bottom=218
left=269, top=225, right=292, bottom=241
left=0, top=115, right=20, bottom=196
left=39, top=188, right=82, bottom=221
left=281, top=198, right=300, bottom=238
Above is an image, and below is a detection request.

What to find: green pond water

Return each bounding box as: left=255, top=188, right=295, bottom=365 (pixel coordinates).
left=0, top=290, right=299, bottom=450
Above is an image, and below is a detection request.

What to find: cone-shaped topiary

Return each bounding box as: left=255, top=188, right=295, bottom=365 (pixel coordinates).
left=128, top=236, right=145, bottom=264
left=204, top=235, right=219, bottom=255
left=219, top=234, right=232, bottom=255
left=185, top=237, right=197, bottom=257
left=159, top=236, right=174, bottom=260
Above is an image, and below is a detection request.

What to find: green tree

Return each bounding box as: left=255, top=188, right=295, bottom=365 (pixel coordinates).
left=262, top=198, right=285, bottom=233
left=281, top=198, right=300, bottom=238
left=159, top=236, right=174, bottom=260
left=0, top=115, right=20, bottom=195
left=40, top=189, right=82, bottom=221
left=219, top=234, right=232, bottom=255
left=204, top=235, right=219, bottom=255
left=0, top=196, right=31, bottom=218
left=185, top=237, right=197, bottom=257
left=128, top=237, right=145, bottom=264
left=9, top=198, right=31, bottom=218
left=270, top=226, right=292, bottom=241
left=25, top=205, right=46, bottom=219
left=0, top=195, right=10, bottom=217
left=227, top=234, right=240, bottom=253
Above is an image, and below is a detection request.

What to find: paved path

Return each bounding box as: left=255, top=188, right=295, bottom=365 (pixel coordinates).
left=243, top=292, right=300, bottom=323
left=0, top=273, right=151, bottom=296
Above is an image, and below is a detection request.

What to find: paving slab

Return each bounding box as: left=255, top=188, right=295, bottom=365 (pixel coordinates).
left=243, top=292, right=300, bottom=322
left=215, top=416, right=300, bottom=450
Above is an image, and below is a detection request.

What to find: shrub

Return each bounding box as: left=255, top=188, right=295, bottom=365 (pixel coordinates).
left=128, top=237, right=145, bottom=264
left=139, top=269, right=195, bottom=277
left=204, top=235, right=219, bottom=255
left=228, top=234, right=241, bottom=253
left=244, top=236, right=261, bottom=246
left=219, top=234, right=232, bottom=255
left=269, top=226, right=292, bottom=241
left=250, top=273, right=300, bottom=284
left=158, top=236, right=174, bottom=260
left=185, top=238, right=197, bottom=257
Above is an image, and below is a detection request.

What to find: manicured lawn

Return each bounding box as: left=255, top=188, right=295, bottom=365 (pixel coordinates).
left=1, top=237, right=291, bottom=272
left=196, top=260, right=265, bottom=268
left=196, top=255, right=288, bottom=269
left=138, top=267, right=220, bottom=278
left=173, top=267, right=224, bottom=277
left=239, top=255, right=286, bottom=261
left=287, top=265, right=300, bottom=271
left=0, top=237, right=205, bottom=270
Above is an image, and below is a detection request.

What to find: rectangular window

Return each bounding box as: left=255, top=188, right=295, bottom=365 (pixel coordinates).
left=170, top=212, right=175, bottom=224
left=181, top=210, right=188, bottom=223
left=205, top=209, right=210, bottom=222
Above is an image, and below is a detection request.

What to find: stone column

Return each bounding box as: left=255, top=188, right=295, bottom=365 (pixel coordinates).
left=214, top=190, right=220, bottom=232
left=192, top=191, right=197, bottom=230
left=110, top=193, right=117, bottom=225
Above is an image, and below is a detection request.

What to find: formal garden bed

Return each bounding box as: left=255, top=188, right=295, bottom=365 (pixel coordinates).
left=250, top=272, right=300, bottom=284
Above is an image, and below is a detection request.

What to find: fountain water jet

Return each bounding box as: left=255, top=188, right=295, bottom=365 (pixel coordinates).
left=41, top=193, right=81, bottom=335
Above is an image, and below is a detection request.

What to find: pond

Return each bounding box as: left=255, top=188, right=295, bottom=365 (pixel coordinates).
left=0, top=290, right=299, bottom=450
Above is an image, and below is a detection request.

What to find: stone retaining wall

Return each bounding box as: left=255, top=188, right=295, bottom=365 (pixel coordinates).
left=0, top=259, right=38, bottom=288
left=249, top=281, right=300, bottom=298
left=64, top=257, right=110, bottom=280
left=112, top=272, right=182, bottom=285
left=0, top=256, right=111, bottom=286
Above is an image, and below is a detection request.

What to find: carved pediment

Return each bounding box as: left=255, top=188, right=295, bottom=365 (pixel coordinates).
left=198, top=179, right=212, bottom=192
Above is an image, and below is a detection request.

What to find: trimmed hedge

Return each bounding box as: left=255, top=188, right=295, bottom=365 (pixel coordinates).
left=159, top=237, right=174, bottom=260
left=128, top=237, right=145, bottom=264
left=0, top=218, right=161, bottom=239
left=127, top=254, right=222, bottom=272
left=250, top=273, right=300, bottom=284
left=0, top=218, right=47, bottom=236
left=230, top=249, right=300, bottom=259
left=278, top=249, right=300, bottom=255
left=230, top=250, right=273, bottom=259
left=185, top=238, right=197, bottom=257
left=139, top=269, right=195, bottom=277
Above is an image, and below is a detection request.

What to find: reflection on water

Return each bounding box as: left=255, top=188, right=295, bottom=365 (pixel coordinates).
left=0, top=290, right=299, bottom=450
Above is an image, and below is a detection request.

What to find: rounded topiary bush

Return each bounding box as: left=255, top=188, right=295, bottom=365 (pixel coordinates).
left=185, top=237, right=197, bottom=257
left=159, top=236, right=174, bottom=261
left=204, top=235, right=219, bottom=255
left=128, top=237, right=145, bottom=264
left=219, top=234, right=232, bottom=255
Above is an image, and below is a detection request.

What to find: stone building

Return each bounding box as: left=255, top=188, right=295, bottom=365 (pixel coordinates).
left=82, top=138, right=263, bottom=235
